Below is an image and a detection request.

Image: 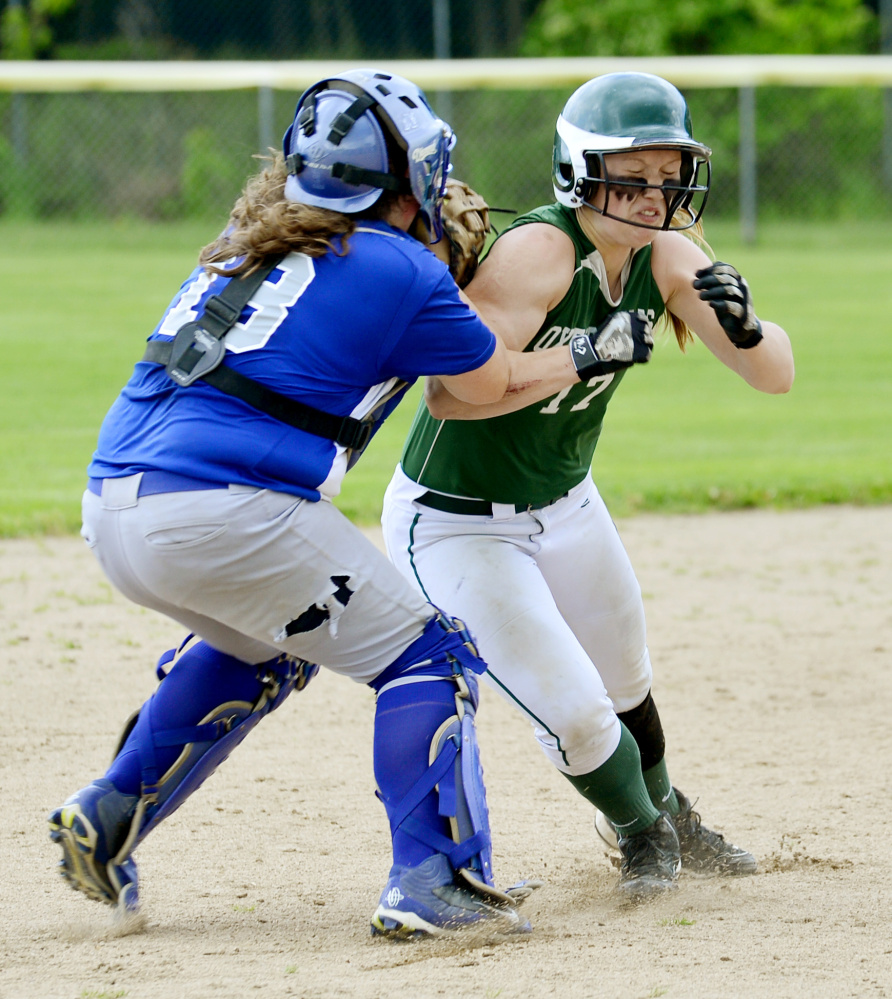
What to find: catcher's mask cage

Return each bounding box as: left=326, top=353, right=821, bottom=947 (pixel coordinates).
left=283, top=68, right=455, bottom=240
left=552, top=72, right=712, bottom=232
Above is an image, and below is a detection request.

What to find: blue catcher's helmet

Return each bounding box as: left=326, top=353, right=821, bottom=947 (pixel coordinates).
left=283, top=69, right=455, bottom=240
left=552, top=72, right=712, bottom=231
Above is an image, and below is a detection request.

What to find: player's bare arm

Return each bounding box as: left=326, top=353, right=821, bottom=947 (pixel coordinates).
left=652, top=231, right=794, bottom=394
left=428, top=223, right=582, bottom=419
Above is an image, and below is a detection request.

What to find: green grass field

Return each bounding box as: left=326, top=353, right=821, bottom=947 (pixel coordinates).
left=1, top=218, right=889, bottom=536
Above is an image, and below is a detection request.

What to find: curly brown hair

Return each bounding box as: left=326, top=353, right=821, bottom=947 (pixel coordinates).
left=199, top=153, right=359, bottom=278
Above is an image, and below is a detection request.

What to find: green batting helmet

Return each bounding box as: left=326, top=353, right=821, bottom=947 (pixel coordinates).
left=552, top=72, right=712, bottom=231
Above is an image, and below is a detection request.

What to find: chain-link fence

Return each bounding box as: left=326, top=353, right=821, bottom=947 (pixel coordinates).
left=1, top=78, right=889, bottom=230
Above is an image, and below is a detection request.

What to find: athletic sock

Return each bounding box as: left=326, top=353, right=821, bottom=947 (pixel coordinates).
left=642, top=757, right=680, bottom=816
left=562, top=724, right=662, bottom=837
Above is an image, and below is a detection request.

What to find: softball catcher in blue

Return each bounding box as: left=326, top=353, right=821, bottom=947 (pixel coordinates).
left=47, top=68, right=571, bottom=937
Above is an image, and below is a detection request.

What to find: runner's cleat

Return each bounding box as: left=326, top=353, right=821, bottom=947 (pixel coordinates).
left=672, top=788, right=757, bottom=876
left=616, top=813, right=681, bottom=903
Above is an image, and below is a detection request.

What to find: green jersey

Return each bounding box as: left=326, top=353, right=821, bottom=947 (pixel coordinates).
left=400, top=203, right=666, bottom=506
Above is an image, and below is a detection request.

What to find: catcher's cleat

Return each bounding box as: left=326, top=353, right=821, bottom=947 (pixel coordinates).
left=616, top=813, right=681, bottom=903
left=370, top=853, right=531, bottom=938
left=48, top=778, right=140, bottom=915
left=671, top=788, right=757, bottom=876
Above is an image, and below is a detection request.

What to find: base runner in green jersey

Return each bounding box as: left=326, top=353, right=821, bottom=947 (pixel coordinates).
left=383, top=73, right=794, bottom=902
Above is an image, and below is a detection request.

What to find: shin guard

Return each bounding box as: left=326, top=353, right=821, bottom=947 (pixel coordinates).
left=372, top=615, right=512, bottom=904
left=107, top=638, right=318, bottom=860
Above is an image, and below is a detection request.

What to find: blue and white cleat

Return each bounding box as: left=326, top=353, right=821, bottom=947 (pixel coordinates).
left=370, top=853, right=532, bottom=938
left=48, top=778, right=141, bottom=916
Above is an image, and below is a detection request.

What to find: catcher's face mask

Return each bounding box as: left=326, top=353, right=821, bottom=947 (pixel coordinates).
left=407, top=124, right=455, bottom=242
left=284, top=68, right=455, bottom=239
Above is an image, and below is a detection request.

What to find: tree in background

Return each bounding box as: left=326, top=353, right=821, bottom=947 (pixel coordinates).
left=1, top=0, right=75, bottom=58
left=45, top=0, right=538, bottom=61
left=522, top=0, right=876, bottom=57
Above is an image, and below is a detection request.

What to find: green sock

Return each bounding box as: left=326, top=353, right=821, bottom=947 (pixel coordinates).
left=642, top=757, right=680, bottom=815
left=562, top=724, right=661, bottom=837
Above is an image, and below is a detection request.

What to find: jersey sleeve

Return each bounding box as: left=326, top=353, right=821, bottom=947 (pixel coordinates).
left=380, top=264, right=497, bottom=382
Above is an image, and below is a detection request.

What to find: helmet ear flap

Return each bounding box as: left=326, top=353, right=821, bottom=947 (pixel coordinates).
left=577, top=151, right=605, bottom=204
left=583, top=151, right=602, bottom=186
left=552, top=133, right=575, bottom=194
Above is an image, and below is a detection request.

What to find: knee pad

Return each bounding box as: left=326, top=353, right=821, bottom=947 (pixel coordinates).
left=617, top=691, right=665, bottom=772
left=373, top=614, right=502, bottom=893
left=109, top=637, right=318, bottom=859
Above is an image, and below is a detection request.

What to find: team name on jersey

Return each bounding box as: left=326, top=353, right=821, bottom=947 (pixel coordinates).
left=533, top=325, right=587, bottom=351
left=533, top=309, right=658, bottom=352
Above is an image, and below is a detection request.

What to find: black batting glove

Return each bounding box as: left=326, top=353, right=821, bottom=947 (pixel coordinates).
left=693, top=261, right=764, bottom=349
left=570, top=310, right=653, bottom=382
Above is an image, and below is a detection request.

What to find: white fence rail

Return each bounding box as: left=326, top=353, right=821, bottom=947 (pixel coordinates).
left=2, top=55, right=892, bottom=91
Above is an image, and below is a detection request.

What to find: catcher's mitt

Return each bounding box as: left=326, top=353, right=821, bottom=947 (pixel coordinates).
left=411, top=178, right=491, bottom=288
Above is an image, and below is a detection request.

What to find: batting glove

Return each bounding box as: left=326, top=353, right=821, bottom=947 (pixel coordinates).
left=693, top=262, right=764, bottom=349
left=570, top=309, right=653, bottom=381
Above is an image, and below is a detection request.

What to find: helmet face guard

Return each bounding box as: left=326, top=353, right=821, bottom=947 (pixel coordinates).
left=283, top=69, right=455, bottom=239
left=552, top=73, right=712, bottom=232
left=405, top=121, right=455, bottom=241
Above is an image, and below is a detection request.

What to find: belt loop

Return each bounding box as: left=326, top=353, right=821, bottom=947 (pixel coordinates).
left=100, top=473, right=143, bottom=510
left=489, top=502, right=518, bottom=521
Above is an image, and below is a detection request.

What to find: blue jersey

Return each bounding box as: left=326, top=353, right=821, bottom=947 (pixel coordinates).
left=88, top=222, right=496, bottom=501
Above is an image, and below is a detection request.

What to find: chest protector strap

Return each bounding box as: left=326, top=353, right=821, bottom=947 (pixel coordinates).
left=141, top=256, right=374, bottom=452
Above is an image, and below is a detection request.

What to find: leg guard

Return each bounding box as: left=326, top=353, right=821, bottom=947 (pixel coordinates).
left=117, top=638, right=317, bottom=855
left=49, top=638, right=318, bottom=911
left=371, top=614, right=509, bottom=901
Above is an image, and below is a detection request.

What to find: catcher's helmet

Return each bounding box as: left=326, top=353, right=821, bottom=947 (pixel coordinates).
left=552, top=72, right=712, bottom=231
left=283, top=68, right=455, bottom=239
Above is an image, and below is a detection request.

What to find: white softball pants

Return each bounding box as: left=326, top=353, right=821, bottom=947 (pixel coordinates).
left=381, top=466, right=653, bottom=776
left=82, top=474, right=432, bottom=684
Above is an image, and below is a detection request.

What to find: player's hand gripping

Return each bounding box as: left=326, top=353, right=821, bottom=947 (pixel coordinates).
left=693, top=262, right=764, bottom=349
left=570, top=310, right=653, bottom=381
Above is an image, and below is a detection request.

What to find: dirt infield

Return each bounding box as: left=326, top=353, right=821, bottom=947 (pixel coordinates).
left=1, top=506, right=890, bottom=999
